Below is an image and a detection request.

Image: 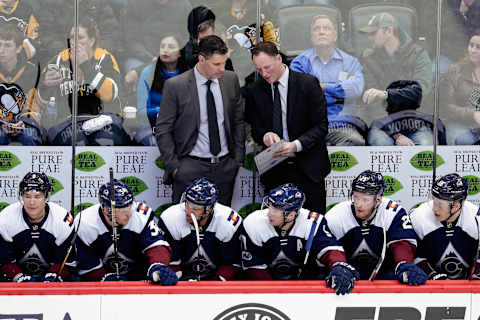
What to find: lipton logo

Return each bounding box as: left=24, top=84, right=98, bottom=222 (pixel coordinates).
left=48, top=176, right=64, bottom=196
left=243, top=152, right=257, bottom=172
left=213, top=303, right=290, bottom=320
left=329, top=151, right=358, bottom=172
left=120, top=176, right=148, bottom=196
left=463, top=175, right=480, bottom=196
left=155, top=156, right=165, bottom=170
left=384, top=175, right=403, bottom=196
left=410, top=151, right=444, bottom=171
left=0, top=151, right=20, bottom=171
left=74, top=152, right=105, bottom=172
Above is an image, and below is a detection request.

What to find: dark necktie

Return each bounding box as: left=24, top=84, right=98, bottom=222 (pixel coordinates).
left=272, top=81, right=283, bottom=138
left=205, top=80, right=221, bottom=156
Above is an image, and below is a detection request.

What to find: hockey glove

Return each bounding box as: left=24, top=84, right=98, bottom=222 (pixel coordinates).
left=13, top=273, right=36, bottom=282
left=395, top=262, right=427, bottom=285
left=326, top=262, right=360, bottom=295
left=429, top=272, right=448, bottom=280
left=41, top=272, right=63, bottom=282
left=148, top=264, right=178, bottom=286
left=101, top=273, right=126, bottom=282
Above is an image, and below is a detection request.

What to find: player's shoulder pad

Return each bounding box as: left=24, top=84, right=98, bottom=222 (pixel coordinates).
left=209, top=203, right=242, bottom=242
left=460, top=201, right=480, bottom=239
left=242, top=209, right=275, bottom=246
left=292, top=208, right=324, bottom=238
left=409, top=200, right=436, bottom=238
left=159, top=203, right=191, bottom=240
left=76, top=204, right=107, bottom=245
left=126, top=201, right=153, bottom=233
left=324, top=201, right=351, bottom=224
left=0, top=202, right=25, bottom=240
left=44, top=202, right=73, bottom=245
left=379, top=197, right=407, bottom=229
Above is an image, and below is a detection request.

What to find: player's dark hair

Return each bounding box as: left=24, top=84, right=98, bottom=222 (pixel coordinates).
left=70, top=17, right=100, bottom=48
left=198, top=35, right=228, bottom=60
left=251, top=41, right=279, bottom=58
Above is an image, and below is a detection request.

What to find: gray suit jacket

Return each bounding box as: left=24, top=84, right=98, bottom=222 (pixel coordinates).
left=155, top=69, right=245, bottom=183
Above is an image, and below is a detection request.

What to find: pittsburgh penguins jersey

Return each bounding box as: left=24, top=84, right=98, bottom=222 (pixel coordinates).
left=325, top=198, right=416, bottom=279
left=76, top=202, right=169, bottom=280
left=37, top=47, right=121, bottom=119
left=158, top=202, right=242, bottom=280
left=0, top=201, right=75, bottom=278
left=410, top=200, right=480, bottom=279
left=241, top=208, right=343, bottom=280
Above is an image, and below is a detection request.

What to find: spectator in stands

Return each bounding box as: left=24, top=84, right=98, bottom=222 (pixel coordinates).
left=37, top=0, right=122, bottom=66
left=359, top=12, right=432, bottom=125
left=0, top=0, right=38, bottom=60
left=135, top=33, right=187, bottom=146
left=368, top=80, right=436, bottom=146
left=37, top=17, right=129, bottom=146
left=290, top=14, right=365, bottom=145
left=440, top=30, right=480, bottom=145
left=124, top=0, right=192, bottom=73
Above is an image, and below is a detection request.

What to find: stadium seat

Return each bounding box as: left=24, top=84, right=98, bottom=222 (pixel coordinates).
left=274, top=5, right=342, bottom=57
left=348, top=3, right=418, bottom=56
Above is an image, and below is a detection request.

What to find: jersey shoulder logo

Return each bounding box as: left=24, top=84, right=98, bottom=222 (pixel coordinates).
left=227, top=210, right=240, bottom=226
left=386, top=200, right=399, bottom=212
left=136, top=202, right=149, bottom=215
left=307, top=211, right=320, bottom=221
left=63, top=212, right=73, bottom=227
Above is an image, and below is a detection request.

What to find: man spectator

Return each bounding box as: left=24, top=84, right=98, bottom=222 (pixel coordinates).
left=410, top=173, right=480, bottom=280
left=245, top=41, right=330, bottom=213
left=359, top=12, right=432, bottom=124
left=75, top=180, right=178, bottom=285
left=158, top=177, right=242, bottom=281
left=290, top=15, right=364, bottom=119
left=155, top=35, right=244, bottom=206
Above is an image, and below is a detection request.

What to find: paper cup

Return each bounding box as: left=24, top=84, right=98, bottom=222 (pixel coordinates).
left=123, top=106, right=137, bottom=119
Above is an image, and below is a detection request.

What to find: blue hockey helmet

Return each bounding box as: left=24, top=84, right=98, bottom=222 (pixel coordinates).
left=431, top=173, right=468, bottom=202
left=183, top=177, right=218, bottom=211
left=19, top=172, right=52, bottom=197
left=99, top=180, right=134, bottom=209
left=262, top=183, right=305, bottom=215
left=351, top=170, right=385, bottom=196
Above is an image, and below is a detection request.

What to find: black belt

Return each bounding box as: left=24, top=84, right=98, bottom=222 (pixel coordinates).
left=187, top=154, right=230, bottom=164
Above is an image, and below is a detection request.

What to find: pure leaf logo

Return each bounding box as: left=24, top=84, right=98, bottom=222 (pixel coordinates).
left=74, top=202, right=93, bottom=216
left=155, top=203, right=173, bottom=219
left=120, top=176, right=148, bottom=196
left=0, top=151, right=21, bottom=171
left=410, top=151, right=444, bottom=171
left=48, top=176, right=64, bottom=196
left=74, top=152, right=105, bottom=172
left=0, top=202, right=9, bottom=212
left=463, top=175, right=480, bottom=196
left=243, top=152, right=257, bottom=172
left=239, top=203, right=261, bottom=218
left=329, top=151, right=358, bottom=172
left=326, top=202, right=339, bottom=212
left=384, top=175, right=403, bottom=196
left=155, top=156, right=165, bottom=170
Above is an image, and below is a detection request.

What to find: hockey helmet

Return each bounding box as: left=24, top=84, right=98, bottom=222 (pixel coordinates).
left=19, top=172, right=52, bottom=197
left=431, top=173, right=468, bottom=202
left=351, top=170, right=385, bottom=196
left=99, top=180, right=134, bottom=209
left=182, top=177, right=218, bottom=211
left=187, top=6, right=215, bottom=40
left=262, top=183, right=305, bottom=216
left=0, top=83, right=26, bottom=122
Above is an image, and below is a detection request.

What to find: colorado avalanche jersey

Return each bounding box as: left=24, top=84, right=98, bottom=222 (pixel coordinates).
left=325, top=198, right=416, bottom=279
left=76, top=202, right=168, bottom=280
left=0, top=201, right=75, bottom=278
left=241, top=208, right=343, bottom=280
left=158, top=202, right=242, bottom=280
left=410, top=200, right=480, bottom=279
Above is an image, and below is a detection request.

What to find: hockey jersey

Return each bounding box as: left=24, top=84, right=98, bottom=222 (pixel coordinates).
left=325, top=198, right=416, bottom=279
left=241, top=208, right=343, bottom=280
left=410, top=200, right=480, bottom=279
left=158, top=202, right=242, bottom=280
left=76, top=202, right=169, bottom=280
left=0, top=201, right=75, bottom=279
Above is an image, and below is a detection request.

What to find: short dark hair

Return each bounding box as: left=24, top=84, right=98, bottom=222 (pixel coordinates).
left=0, top=25, right=23, bottom=47
left=251, top=41, right=279, bottom=58
left=198, top=35, right=228, bottom=60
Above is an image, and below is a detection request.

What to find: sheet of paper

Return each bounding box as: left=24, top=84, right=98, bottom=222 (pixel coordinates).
left=254, top=140, right=288, bottom=174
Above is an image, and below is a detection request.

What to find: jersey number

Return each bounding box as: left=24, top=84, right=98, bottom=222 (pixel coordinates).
left=148, top=220, right=161, bottom=237
left=401, top=215, right=413, bottom=230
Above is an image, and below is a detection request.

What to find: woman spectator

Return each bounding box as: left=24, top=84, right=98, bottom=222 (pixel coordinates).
left=135, top=33, right=187, bottom=146
left=440, top=29, right=480, bottom=144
